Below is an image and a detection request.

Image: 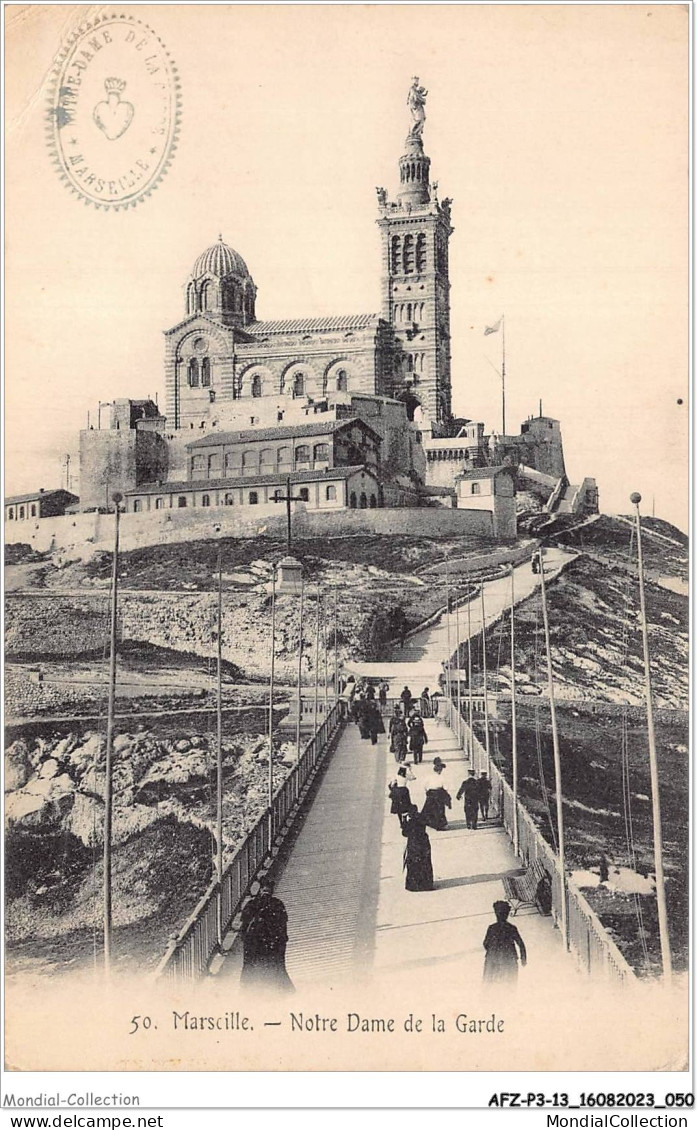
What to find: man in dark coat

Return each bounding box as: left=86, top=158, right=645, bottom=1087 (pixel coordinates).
left=478, top=772, right=492, bottom=821
left=240, top=878, right=294, bottom=993
left=400, top=685, right=413, bottom=711
left=456, top=769, right=481, bottom=829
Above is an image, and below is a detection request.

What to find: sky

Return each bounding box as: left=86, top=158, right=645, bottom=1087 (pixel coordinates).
left=5, top=3, right=689, bottom=530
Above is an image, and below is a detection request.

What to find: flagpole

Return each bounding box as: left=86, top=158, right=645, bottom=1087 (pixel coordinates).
left=501, top=314, right=506, bottom=436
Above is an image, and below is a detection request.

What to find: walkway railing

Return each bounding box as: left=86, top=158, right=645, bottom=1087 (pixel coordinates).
left=442, top=697, right=636, bottom=985
left=155, top=699, right=347, bottom=984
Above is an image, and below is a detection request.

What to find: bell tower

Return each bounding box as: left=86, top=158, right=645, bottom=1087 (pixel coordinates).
left=376, top=78, right=453, bottom=430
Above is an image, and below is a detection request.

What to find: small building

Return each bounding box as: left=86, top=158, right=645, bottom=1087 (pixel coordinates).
left=5, top=489, right=78, bottom=524
left=124, top=465, right=383, bottom=513
left=79, top=398, right=168, bottom=511
left=455, top=466, right=517, bottom=539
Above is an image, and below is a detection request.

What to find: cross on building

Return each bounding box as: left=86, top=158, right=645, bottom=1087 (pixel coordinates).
left=272, top=475, right=305, bottom=552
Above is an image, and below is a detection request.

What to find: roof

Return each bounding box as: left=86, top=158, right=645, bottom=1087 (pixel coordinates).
left=5, top=489, right=77, bottom=506
left=192, top=238, right=250, bottom=280
left=456, top=465, right=516, bottom=481
left=246, top=314, right=380, bottom=335
left=126, top=466, right=378, bottom=495
left=187, top=417, right=381, bottom=448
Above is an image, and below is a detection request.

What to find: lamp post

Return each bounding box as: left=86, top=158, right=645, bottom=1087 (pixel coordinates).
left=103, top=492, right=122, bottom=978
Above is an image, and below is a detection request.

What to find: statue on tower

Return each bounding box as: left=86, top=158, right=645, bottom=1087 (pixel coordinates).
left=407, top=76, right=428, bottom=140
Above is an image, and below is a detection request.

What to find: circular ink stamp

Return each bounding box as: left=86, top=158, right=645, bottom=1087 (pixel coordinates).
left=47, top=12, right=181, bottom=210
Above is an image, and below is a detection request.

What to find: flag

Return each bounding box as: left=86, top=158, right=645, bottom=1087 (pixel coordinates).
left=484, top=318, right=502, bottom=336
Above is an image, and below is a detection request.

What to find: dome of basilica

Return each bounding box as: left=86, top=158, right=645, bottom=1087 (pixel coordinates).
left=192, top=236, right=250, bottom=280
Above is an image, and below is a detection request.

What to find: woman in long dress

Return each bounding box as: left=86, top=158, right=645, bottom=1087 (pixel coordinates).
left=408, top=712, right=428, bottom=764
left=419, top=687, right=432, bottom=718
left=483, top=900, right=527, bottom=983
left=401, top=804, right=434, bottom=891
left=420, top=757, right=451, bottom=830
left=389, top=711, right=409, bottom=762
left=388, top=765, right=416, bottom=829
left=240, top=879, right=295, bottom=993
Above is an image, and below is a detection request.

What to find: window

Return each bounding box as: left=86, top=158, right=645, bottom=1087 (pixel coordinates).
left=30, top=504, right=37, bottom=517
left=272, top=488, right=283, bottom=501
left=155, top=497, right=164, bottom=510
left=201, top=494, right=210, bottom=507
left=292, top=373, right=305, bottom=397
left=416, top=233, right=427, bottom=273
left=260, top=448, right=275, bottom=471
left=200, top=280, right=213, bottom=311
left=251, top=374, right=262, bottom=398
left=391, top=235, right=401, bottom=273
left=224, top=493, right=234, bottom=506
left=336, top=369, right=348, bottom=392
left=225, top=452, right=241, bottom=475
left=249, top=491, right=258, bottom=505
left=349, top=492, right=357, bottom=509
left=191, top=454, right=206, bottom=478
left=208, top=454, right=221, bottom=477
left=403, top=234, right=414, bottom=274
left=295, top=444, right=310, bottom=464
left=359, top=492, right=368, bottom=509
left=313, top=443, right=329, bottom=463
left=19, top=506, right=25, bottom=519
left=133, top=499, right=142, bottom=513
left=277, top=446, right=291, bottom=467
left=325, top=485, right=336, bottom=501
left=298, top=488, right=310, bottom=502
left=7, top=508, right=14, bottom=520
left=201, top=357, right=211, bottom=387
left=471, top=482, right=481, bottom=495
left=187, top=358, right=199, bottom=387
left=242, top=451, right=258, bottom=476
left=178, top=496, right=188, bottom=508
left=187, top=282, right=197, bottom=314
left=369, top=494, right=377, bottom=508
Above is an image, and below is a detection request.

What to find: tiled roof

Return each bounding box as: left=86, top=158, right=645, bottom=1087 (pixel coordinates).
left=126, top=466, right=378, bottom=495
left=456, top=465, right=515, bottom=481
left=187, top=417, right=381, bottom=448
left=5, top=489, right=77, bottom=506
left=246, top=314, right=380, bottom=335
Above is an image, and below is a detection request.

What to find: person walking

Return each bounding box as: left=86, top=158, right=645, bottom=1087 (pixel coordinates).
left=400, top=685, right=413, bottom=712
left=365, top=697, right=385, bottom=745
left=240, top=878, right=294, bottom=993
left=401, top=804, right=434, bottom=891
left=388, top=764, right=416, bottom=829
left=456, top=769, right=481, bottom=829
left=478, top=771, right=492, bottom=821
left=420, top=756, right=452, bottom=830
left=482, top=900, right=527, bottom=983
left=378, top=680, right=389, bottom=711
left=420, top=687, right=432, bottom=718
left=390, top=711, right=409, bottom=762
left=408, top=711, right=428, bottom=765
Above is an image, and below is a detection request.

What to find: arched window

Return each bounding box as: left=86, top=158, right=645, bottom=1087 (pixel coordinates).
left=471, top=482, right=481, bottom=495
left=191, top=454, right=206, bottom=478
left=201, top=357, right=211, bottom=387
left=359, top=492, right=368, bottom=509
left=251, top=374, right=262, bottom=398
left=18, top=506, right=25, bottom=518
left=416, top=233, right=427, bottom=273
left=298, top=488, right=310, bottom=502
left=277, top=446, right=292, bottom=468
left=403, top=234, right=414, bottom=274
left=349, top=491, right=357, bottom=509
left=249, top=491, right=258, bottom=505
left=260, top=448, right=275, bottom=472
left=200, top=280, right=213, bottom=311
left=391, top=235, right=401, bottom=273
left=208, top=454, right=221, bottom=477
left=406, top=303, right=412, bottom=322
left=30, top=504, right=37, bottom=517
left=187, top=282, right=197, bottom=314
left=8, top=508, right=14, bottom=519
left=201, top=494, right=210, bottom=507
left=293, top=372, right=305, bottom=397
left=369, top=494, right=377, bottom=508
left=225, top=451, right=241, bottom=475
left=242, top=451, right=258, bottom=476
left=178, top=496, right=188, bottom=508
left=272, top=488, right=283, bottom=501
left=187, top=358, right=199, bottom=387
left=336, top=369, right=348, bottom=392
left=224, top=492, right=234, bottom=506
left=295, top=444, right=310, bottom=464
left=325, top=485, right=336, bottom=501
left=133, top=499, right=142, bottom=513
left=313, top=443, right=329, bottom=463
left=155, top=497, right=164, bottom=510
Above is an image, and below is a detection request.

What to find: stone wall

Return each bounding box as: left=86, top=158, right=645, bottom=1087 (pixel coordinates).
left=5, top=504, right=497, bottom=559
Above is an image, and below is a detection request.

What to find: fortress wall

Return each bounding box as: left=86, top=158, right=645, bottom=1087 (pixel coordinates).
left=5, top=504, right=497, bottom=561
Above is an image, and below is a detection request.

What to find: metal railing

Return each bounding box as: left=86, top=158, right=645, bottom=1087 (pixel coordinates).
left=442, top=696, right=636, bottom=985
left=155, top=699, right=347, bottom=983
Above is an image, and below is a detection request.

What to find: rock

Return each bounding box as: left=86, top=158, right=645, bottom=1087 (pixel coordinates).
left=70, top=733, right=103, bottom=773
left=66, top=791, right=101, bottom=847
left=5, top=740, right=31, bottom=792
left=175, top=739, right=191, bottom=753
left=39, top=759, right=59, bottom=780
left=5, top=790, right=48, bottom=826
left=113, top=734, right=133, bottom=754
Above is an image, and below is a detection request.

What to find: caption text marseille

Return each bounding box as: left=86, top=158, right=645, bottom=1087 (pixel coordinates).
left=171, top=1011, right=505, bottom=1035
